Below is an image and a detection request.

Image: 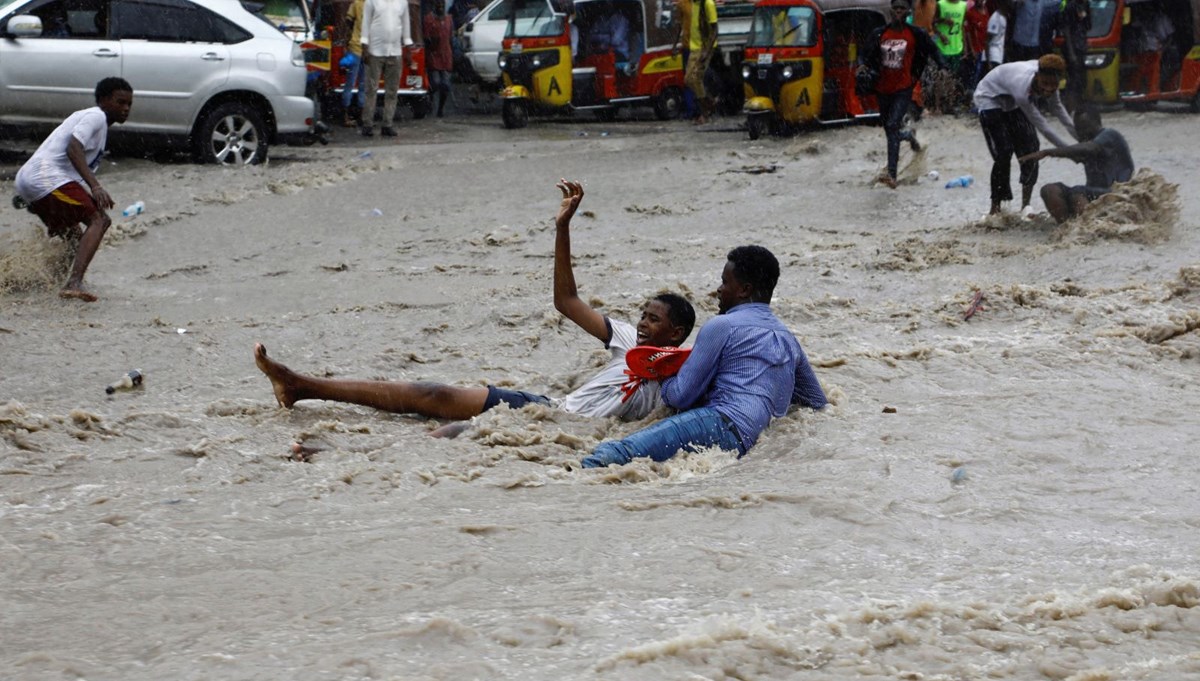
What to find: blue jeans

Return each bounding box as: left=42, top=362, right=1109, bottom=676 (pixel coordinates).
left=877, top=88, right=914, bottom=179
left=581, top=407, right=743, bottom=468
left=342, top=59, right=366, bottom=110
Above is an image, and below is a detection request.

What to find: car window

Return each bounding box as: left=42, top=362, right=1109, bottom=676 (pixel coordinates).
left=486, top=0, right=511, bottom=21
left=112, top=0, right=251, bottom=43
left=11, top=0, right=111, bottom=38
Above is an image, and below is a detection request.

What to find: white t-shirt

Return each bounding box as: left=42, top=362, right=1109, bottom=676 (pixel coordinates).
left=361, top=0, right=413, bottom=57
left=986, top=11, right=1006, bottom=64
left=14, top=107, right=108, bottom=203
left=558, top=318, right=662, bottom=420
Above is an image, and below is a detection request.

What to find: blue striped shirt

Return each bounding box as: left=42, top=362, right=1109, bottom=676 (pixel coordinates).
left=661, top=302, right=827, bottom=453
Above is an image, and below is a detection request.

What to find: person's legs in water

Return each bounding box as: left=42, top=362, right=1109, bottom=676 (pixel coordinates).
left=1040, top=182, right=1072, bottom=222
left=1010, top=111, right=1040, bottom=211
left=878, top=88, right=915, bottom=187
left=581, top=407, right=742, bottom=468
left=254, top=343, right=492, bottom=419
left=979, top=108, right=1016, bottom=214
left=29, top=183, right=110, bottom=301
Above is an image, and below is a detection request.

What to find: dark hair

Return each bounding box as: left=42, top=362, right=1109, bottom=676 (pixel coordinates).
left=652, top=292, right=697, bottom=342
left=95, top=77, right=133, bottom=102
left=1074, top=104, right=1101, bottom=127
left=727, top=245, right=780, bottom=303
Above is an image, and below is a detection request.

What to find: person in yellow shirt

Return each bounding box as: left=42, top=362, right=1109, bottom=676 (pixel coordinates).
left=342, top=0, right=367, bottom=127
left=673, top=0, right=718, bottom=123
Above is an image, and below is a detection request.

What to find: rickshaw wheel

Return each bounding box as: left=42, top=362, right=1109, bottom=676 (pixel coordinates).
left=746, top=115, right=768, bottom=141
left=653, top=87, right=682, bottom=120
left=502, top=100, right=529, bottom=129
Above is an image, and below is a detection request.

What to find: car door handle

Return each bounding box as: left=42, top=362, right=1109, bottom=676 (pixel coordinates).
left=92, top=49, right=119, bottom=58
left=201, top=52, right=226, bottom=61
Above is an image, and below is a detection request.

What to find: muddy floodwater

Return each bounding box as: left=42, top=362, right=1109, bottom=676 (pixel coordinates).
left=2, top=109, right=1199, bottom=681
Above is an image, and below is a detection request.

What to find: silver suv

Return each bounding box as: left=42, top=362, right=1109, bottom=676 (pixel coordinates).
left=0, top=0, right=316, bottom=164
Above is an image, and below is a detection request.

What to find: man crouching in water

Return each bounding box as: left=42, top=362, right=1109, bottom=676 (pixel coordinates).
left=14, top=77, right=133, bottom=302
left=1019, top=107, right=1134, bottom=223
left=254, top=180, right=696, bottom=434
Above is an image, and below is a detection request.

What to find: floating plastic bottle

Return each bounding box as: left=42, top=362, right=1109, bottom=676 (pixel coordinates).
left=122, top=200, right=145, bottom=217
left=944, top=175, right=973, bottom=189
left=106, top=369, right=144, bottom=395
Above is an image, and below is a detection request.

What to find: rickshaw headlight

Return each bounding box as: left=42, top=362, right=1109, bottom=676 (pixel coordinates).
left=781, top=65, right=794, bottom=80
left=530, top=51, right=560, bottom=69
left=741, top=63, right=752, bottom=80
left=498, top=54, right=509, bottom=70
left=1083, top=52, right=1113, bottom=69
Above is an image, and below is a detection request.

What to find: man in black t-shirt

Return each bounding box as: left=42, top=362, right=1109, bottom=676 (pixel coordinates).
left=1020, top=107, right=1134, bottom=223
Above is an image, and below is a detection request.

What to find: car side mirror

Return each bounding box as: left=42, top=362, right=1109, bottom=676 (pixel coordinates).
left=4, top=14, right=44, bottom=38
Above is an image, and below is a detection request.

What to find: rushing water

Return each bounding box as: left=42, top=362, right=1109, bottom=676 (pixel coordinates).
left=2, top=111, right=1198, bottom=680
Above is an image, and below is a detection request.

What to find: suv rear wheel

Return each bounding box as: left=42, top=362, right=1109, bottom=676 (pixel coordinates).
left=194, top=102, right=269, bottom=165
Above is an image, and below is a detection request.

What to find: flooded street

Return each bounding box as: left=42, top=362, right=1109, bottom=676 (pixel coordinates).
left=2, top=108, right=1199, bottom=680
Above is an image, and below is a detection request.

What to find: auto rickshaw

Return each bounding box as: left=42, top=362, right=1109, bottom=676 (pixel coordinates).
left=310, top=0, right=432, bottom=121
left=740, top=0, right=889, bottom=139
left=1081, top=0, right=1199, bottom=110
left=497, top=0, right=685, bottom=128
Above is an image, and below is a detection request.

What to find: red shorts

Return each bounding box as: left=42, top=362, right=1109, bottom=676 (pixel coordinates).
left=29, top=182, right=99, bottom=237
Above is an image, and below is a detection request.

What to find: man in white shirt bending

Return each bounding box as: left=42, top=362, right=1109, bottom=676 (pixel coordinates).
left=14, top=77, right=133, bottom=302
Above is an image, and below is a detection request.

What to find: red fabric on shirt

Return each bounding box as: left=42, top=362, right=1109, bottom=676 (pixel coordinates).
left=423, top=12, right=454, bottom=71
left=964, top=0, right=990, bottom=56
left=876, top=25, right=918, bottom=94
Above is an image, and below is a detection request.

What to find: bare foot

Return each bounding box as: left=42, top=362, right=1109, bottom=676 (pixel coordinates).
left=254, top=343, right=300, bottom=408
left=287, top=442, right=321, bottom=462
left=880, top=175, right=898, bottom=189
left=430, top=422, right=472, bottom=439
left=59, top=287, right=98, bottom=302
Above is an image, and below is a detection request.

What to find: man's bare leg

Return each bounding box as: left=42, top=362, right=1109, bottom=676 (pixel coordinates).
left=253, top=343, right=490, bottom=420
left=1040, top=184, right=1071, bottom=224
left=60, top=211, right=111, bottom=302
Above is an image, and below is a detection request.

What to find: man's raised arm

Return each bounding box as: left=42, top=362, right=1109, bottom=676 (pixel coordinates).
left=553, top=180, right=610, bottom=343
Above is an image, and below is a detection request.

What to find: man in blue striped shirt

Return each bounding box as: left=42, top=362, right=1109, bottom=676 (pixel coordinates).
left=582, top=245, right=827, bottom=468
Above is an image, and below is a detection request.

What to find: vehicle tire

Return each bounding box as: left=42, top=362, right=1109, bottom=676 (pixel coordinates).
left=653, top=87, right=682, bottom=120
left=193, top=101, right=268, bottom=165
left=411, top=95, right=430, bottom=120
left=746, top=115, right=767, bottom=140
left=502, top=99, right=528, bottom=129
left=593, top=107, right=618, bottom=122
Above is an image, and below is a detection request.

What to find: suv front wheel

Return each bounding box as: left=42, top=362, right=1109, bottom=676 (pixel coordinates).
left=194, top=102, right=269, bottom=165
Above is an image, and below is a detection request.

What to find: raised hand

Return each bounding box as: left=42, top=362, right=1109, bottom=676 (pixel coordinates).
left=555, top=178, right=584, bottom=227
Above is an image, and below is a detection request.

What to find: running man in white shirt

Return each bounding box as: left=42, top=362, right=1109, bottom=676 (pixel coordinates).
left=254, top=180, right=696, bottom=433
left=13, top=77, right=133, bottom=301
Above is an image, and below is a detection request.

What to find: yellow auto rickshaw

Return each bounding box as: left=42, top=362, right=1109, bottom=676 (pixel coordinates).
left=741, top=0, right=890, bottom=138
left=498, top=0, right=686, bottom=127
left=1081, top=0, right=1199, bottom=110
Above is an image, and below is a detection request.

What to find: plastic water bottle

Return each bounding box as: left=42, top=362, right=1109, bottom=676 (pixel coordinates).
left=122, top=200, right=145, bottom=217
left=944, top=175, right=973, bottom=189
left=106, top=369, right=143, bottom=395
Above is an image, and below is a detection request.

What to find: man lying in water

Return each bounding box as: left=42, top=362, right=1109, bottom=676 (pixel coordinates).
left=254, top=180, right=696, bottom=435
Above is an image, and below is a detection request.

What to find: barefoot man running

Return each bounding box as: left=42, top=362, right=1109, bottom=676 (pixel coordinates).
left=14, top=77, right=133, bottom=301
